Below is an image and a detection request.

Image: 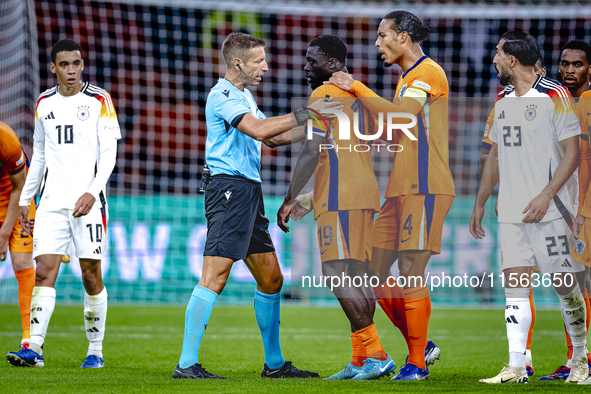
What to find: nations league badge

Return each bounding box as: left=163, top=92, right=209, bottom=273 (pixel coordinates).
left=77, top=106, right=90, bottom=121
left=525, top=104, right=536, bottom=121
left=33, top=238, right=38, bottom=252
left=577, top=239, right=586, bottom=255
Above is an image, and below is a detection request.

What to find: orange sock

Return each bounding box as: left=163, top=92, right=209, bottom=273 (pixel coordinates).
left=350, top=332, right=367, bottom=367
left=375, top=280, right=410, bottom=349
left=565, top=323, right=574, bottom=360
left=583, top=290, right=590, bottom=341
left=527, top=288, right=535, bottom=351
left=357, top=323, right=387, bottom=361
left=15, top=267, right=35, bottom=340
left=404, top=286, right=431, bottom=370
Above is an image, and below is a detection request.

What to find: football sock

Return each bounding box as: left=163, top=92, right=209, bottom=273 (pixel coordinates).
left=583, top=290, right=590, bottom=346
left=84, top=287, right=108, bottom=358
left=29, top=286, right=56, bottom=355
left=526, top=287, right=535, bottom=351
left=525, top=349, right=533, bottom=368
left=564, top=290, right=590, bottom=358
left=404, top=285, right=431, bottom=370
left=254, top=290, right=285, bottom=369
left=565, top=323, right=573, bottom=361
left=557, top=284, right=587, bottom=361
left=350, top=332, right=366, bottom=367
left=509, top=351, right=526, bottom=368
left=375, top=280, right=410, bottom=349
left=505, top=297, right=530, bottom=368
left=15, top=267, right=35, bottom=340
left=178, top=285, right=218, bottom=368
left=357, top=323, right=387, bottom=360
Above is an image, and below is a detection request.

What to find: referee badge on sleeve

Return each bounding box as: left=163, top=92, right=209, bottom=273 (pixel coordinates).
left=576, top=239, right=586, bottom=255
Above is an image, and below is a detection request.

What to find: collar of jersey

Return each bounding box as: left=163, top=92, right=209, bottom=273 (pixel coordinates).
left=402, top=55, right=428, bottom=79
left=55, top=82, right=86, bottom=98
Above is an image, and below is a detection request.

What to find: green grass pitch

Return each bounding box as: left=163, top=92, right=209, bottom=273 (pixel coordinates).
left=0, top=304, right=588, bottom=393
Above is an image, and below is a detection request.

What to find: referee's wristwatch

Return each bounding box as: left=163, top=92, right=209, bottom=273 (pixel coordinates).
left=293, top=107, right=312, bottom=126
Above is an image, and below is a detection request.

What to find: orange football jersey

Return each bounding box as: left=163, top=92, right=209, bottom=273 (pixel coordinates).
left=308, top=84, right=380, bottom=219
left=350, top=56, right=455, bottom=197
left=577, top=90, right=591, bottom=217
left=0, top=121, right=27, bottom=220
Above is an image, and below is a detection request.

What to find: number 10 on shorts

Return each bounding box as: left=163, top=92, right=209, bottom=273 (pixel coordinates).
left=86, top=224, right=103, bottom=243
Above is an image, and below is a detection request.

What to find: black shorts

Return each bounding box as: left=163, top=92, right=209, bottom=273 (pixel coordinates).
left=203, top=175, right=275, bottom=260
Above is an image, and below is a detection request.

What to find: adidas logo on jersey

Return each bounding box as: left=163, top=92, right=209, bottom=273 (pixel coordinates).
left=497, top=110, right=505, bottom=120
left=44, top=111, right=55, bottom=120
left=93, top=246, right=102, bottom=255
left=561, top=259, right=572, bottom=268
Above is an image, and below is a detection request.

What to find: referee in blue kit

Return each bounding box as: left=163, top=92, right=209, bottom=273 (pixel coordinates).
left=173, top=32, right=340, bottom=379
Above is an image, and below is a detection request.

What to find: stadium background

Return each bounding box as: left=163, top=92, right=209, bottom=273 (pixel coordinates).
left=1, top=0, right=590, bottom=305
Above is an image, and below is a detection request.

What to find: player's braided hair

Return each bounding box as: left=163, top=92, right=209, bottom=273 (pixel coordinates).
left=222, top=32, right=265, bottom=66
left=561, top=40, right=591, bottom=64
left=309, top=35, right=347, bottom=64
left=51, top=39, right=82, bottom=63
left=383, top=11, right=430, bottom=42
left=500, top=31, right=541, bottom=67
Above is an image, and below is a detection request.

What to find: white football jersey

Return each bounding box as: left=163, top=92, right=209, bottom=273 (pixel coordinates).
left=25, top=82, right=121, bottom=209
left=490, top=76, right=581, bottom=224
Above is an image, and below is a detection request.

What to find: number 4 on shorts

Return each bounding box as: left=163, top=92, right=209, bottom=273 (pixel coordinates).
left=403, top=214, right=413, bottom=234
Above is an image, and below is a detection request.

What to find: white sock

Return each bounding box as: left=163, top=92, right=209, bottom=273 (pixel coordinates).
left=557, top=284, right=587, bottom=361
left=84, top=287, right=108, bottom=358
left=505, top=297, right=531, bottom=368
left=29, top=286, right=56, bottom=355
left=525, top=349, right=533, bottom=368
left=567, top=359, right=573, bottom=368
left=509, top=352, right=526, bottom=368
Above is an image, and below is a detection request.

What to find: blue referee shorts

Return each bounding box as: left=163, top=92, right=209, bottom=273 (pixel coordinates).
left=203, top=175, right=275, bottom=261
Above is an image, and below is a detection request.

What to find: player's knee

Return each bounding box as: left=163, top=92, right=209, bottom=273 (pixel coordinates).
left=34, top=265, right=53, bottom=286
left=198, top=275, right=228, bottom=294
left=260, top=271, right=283, bottom=294
left=81, top=274, right=100, bottom=292
left=399, top=263, right=425, bottom=279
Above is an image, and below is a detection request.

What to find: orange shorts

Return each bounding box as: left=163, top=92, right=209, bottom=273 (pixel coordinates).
left=0, top=200, right=36, bottom=254
left=316, top=210, right=375, bottom=263
left=373, top=194, right=453, bottom=254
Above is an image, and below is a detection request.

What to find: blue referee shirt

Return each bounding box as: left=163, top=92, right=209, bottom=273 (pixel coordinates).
left=205, top=78, right=267, bottom=183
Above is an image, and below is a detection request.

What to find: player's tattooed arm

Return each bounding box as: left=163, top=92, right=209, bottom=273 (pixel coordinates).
left=326, top=71, right=425, bottom=120
left=522, top=135, right=579, bottom=223
left=0, top=167, right=25, bottom=260
left=470, top=143, right=499, bottom=239
left=277, top=134, right=323, bottom=232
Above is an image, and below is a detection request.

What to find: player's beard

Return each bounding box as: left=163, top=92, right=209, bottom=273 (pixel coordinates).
left=496, top=66, right=511, bottom=86
left=384, top=62, right=393, bottom=68
left=499, top=73, right=511, bottom=86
